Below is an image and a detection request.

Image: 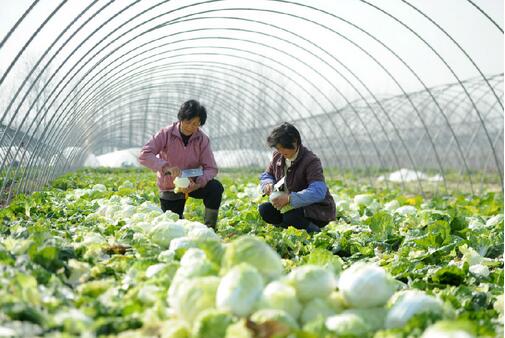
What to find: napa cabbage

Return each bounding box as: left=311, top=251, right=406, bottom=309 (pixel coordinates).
left=221, top=236, right=283, bottom=281
left=339, top=262, right=395, bottom=308
left=216, top=263, right=264, bottom=317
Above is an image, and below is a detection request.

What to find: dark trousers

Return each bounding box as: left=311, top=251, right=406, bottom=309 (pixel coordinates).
left=258, top=202, right=328, bottom=229
left=160, top=179, right=224, bottom=218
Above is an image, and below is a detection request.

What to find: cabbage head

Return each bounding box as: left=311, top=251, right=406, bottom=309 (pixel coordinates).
left=251, top=309, right=298, bottom=330
left=188, top=227, right=220, bottom=241
left=170, top=276, right=220, bottom=324
left=169, top=237, right=198, bottom=254
left=216, top=263, right=264, bottom=317
left=385, top=290, right=446, bottom=329
left=300, top=298, right=337, bottom=325
left=325, top=313, right=369, bottom=337
left=339, top=262, right=395, bottom=308
left=255, top=281, right=302, bottom=320
left=221, top=236, right=282, bottom=281
left=167, top=249, right=217, bottom=306
left=285, top=265, right=336, bottom=302
left=421, top=320, right=476, bottom=338
left=149, top=222, right=186, bottom=248
left=341, top=307, right=388, bottom=331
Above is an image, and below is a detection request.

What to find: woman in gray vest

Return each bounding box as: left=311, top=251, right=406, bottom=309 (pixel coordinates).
left=259, top=122, right=336, bottom=233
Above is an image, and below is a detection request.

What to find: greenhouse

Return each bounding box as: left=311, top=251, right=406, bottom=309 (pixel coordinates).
left=0, top=1, right=503, bottom=337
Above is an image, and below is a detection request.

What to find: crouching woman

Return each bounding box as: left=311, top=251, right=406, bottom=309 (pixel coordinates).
left=258, top=122, right=336, bottom=233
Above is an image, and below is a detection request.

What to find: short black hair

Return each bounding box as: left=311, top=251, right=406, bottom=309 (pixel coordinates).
left=177, top=99, right=207, bottom=126
left=267, top=122, right=301, bottom=149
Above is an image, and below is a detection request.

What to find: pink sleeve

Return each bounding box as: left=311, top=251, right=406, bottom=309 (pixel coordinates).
left=138, top=129, right=169, bottom=172
left=195, top=137, right=218, bottom=188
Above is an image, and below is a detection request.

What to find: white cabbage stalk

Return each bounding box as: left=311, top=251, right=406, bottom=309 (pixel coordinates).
left=284, top=265, right=336, bottom=302
left=339, top=263, right=395, bottom=308
left=216, top=263, right=264, bottom=317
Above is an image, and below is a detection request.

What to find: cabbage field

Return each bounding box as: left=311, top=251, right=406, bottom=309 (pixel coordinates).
left=0, top=168, right=503, bottom=337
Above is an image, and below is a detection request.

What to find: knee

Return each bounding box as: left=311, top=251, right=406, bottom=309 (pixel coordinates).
left=209, top=179, right=224, bottom=195
left=258, top=202, right=272, bottom=220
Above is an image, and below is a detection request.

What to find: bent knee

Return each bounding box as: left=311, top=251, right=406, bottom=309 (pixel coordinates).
left=209, top=179, right=224, bottom=195
left=258, top=202, right=273, bottom=218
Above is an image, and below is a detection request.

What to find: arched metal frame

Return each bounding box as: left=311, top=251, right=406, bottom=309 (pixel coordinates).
left=0, top=0, right=502, bottom=203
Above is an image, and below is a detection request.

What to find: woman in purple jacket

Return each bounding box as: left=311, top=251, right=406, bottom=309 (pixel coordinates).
left=259, top=122, right=336, bottom=233
left=138, top=100, right=223, bottom=228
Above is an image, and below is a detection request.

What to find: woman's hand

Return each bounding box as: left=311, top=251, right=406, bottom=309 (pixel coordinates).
left=262, top=183, right=273, bottom=195
left=271, top=192, right=290, bottom=210
left=178, top=180, right=198, bottom=194
left=162, top=165, right=181, bottom=177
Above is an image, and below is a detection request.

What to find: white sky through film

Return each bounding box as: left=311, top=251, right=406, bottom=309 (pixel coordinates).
left=0, top=0, right=503, bottom=102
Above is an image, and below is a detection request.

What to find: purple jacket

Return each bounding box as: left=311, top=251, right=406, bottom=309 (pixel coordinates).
left=138, top=122, right=218, bottom=191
